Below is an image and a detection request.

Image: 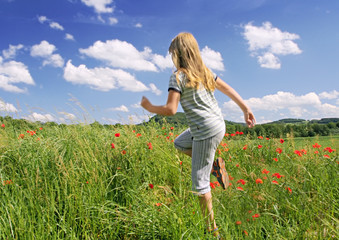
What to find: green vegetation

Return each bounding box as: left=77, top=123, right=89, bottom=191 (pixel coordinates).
left=0, top=117, right=338, bottom=239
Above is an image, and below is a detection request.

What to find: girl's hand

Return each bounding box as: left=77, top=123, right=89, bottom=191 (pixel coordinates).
left=244, top=111, right=256, bottom=128
left=141, top=96, right=151, bottom=110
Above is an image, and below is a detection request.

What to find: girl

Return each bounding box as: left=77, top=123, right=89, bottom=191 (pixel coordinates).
left=141, top=32, right=255, bottom=238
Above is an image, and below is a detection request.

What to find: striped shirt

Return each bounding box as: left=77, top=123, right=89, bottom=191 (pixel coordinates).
left=168, top=71, right=225, bottom=141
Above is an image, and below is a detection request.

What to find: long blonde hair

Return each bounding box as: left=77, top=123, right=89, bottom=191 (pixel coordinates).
left=169, top=32, right=215, bottom=91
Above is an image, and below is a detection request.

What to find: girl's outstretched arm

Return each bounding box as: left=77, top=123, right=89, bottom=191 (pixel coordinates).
left=141, top=90, right=180, bottom=116
left=216, top=77, right=256, bottom=128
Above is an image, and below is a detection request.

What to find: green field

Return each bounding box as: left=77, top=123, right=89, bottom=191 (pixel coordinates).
left=0, top=122, right=338, bottom=239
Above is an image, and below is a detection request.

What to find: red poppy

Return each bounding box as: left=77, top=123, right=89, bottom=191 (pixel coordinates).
left=258, top=136, right=263, bottom=139
left=272, top=180, right=279, bottom=185
left=111, top=143, right=115, bottom=149
left=170, top=127, right=174, bottom=130
left=273, top=158, right=278, bottom=162
left=149, top=183, right=154, bottom=189
left=1, top=124, right=4, bottom=128
left=261, top=169, right=269, bottom=174
left=237, top=179, right=246, bottom=185
left=272, top=173, right=282, bottom=179
left=155, top=203, right=161, bottom=207
left=252, top=213, right=260, bottom=218
left=276, top=148, right=282, bottom=154
left=242, top=145, right=248, bottom=150
left=243, top=230, right=248, bottom=236
left=255, top=178, right=263, bottom=184
left=312, top=143, right=321, bottom=148
left=147, top=142, right=153, bottom=150
left=18, top=134, right=25, bottom=139
left=213, top=181, right=220, bottom=187
left=136, top=133, right=142, bottom=137
left=236, top=221, right=242, bottom=225
left=286, top=187, right=292, bottom=193
left=314, top=151, right=319, bottom=154
left=294, top=150, right=302, bottom=157
left=115, top=133, right=120, bottom=137
left=324, top=155, right=330, bottom=158
left=236, top=187, right=244, bottom=191
left=324, top=147, right=334, bottom=153
left=258, top=145, right=263, bottom=149
left=210, top=182, right=216, bottom=189
left=231, top=133, right=235, bottom=137
left=121, top=150, right=126, bottom=155
left=280, top=139, right=284, bottom=143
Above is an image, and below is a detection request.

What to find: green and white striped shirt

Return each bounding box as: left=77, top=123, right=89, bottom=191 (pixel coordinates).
left=168, top=72, right=225, bottom=141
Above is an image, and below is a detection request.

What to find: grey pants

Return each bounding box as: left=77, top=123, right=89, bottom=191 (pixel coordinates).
left=174, top=126, right=225, bottom=195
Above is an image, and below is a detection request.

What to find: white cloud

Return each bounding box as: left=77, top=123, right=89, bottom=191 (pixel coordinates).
left=319, top=90, right=339, bottom=99
left=63, top=60, right=150, bottom=92
left=152, top=53, right=172, bottom=70
left=58, top=112, right=77, bottom=123
left=126, top=114, right=150, bottom=124
left=25, top=113, right=56, bottom=123
left=81, top=0, right=114, bottom=14
left=65, top=33, right=75, bottom=41
left=38, top=15, right=48, bottom=24
left=201, top=46, right=225, bottom=71
left=243, top=22, right=302, bottom=69
left=108, top=105, right=129, bottom=112
left=135, top=23, right=142, bottom=28
left=2, top=44, right=24, bottom=59
left=149, top=83, right=162, bottom=96
left=0, top=57, right=35, bottom=93
left=79, top=39, right=158, bottom=71
left=30, top=41, right=64, bottom=68
left=0, top=100, right=18, bottom=112
left=108, top=17, right=118, bottom=25
left=131, top=103, right=142, bottom=109
left=49, top=21, right=64, bottom=31
left=221, top=91, right=339, bottom=123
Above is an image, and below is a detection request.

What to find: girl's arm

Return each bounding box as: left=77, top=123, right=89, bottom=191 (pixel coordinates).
left=216, top=77, right=256, bottom=128
left=141, top=90, right=180, bottom=116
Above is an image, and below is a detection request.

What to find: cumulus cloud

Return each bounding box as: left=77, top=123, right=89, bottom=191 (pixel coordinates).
left=30, top=41, right=64, bottom=68
left=0, top=100, right=18, bottom=112
left=65, top=33, right=75, bottom=41
left=151, top=53, right=172, bottom=70
left=135, top=23, right=142, bottom=28
left=81, top=0, right=114, bottom=14
left=108, top=17, right=118, bottom=25
left=25, top=112, right=56, bottom=123
left=2, top=44, right=24, bottom=59
left=63, top=60, right=150, bottom=92
left=108, top=105, right=129, bottom=112
left=319, top=90, right=339, bottom=100
left=149, top=83, right=162, bottom=96
left=0, top=56, right=35, bottom=93
left=243, top=22, right=302, bottom=69
left=80, top=39, right=158, bottom=71
left=221, top=91, right=339, bottom=123
left=201, top=46, right=225, bottom=71
left=38, top=15, right=64, bottom=31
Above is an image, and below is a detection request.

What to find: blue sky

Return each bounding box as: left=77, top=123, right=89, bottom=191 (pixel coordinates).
left=0, top=0, right=338, bottom=125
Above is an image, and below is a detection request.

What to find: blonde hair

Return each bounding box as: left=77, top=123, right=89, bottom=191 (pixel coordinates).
left=169, top=32, right=216, bottom=91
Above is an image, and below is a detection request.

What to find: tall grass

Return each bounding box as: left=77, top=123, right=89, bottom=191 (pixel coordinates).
left=0, top=121, right=338, bottom=239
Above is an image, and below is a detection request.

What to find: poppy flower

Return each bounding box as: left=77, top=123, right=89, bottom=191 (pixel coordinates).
left=237, top=179, right=246, bottom=185
left=280, top=139, right=284, bottom=143
left=213, top=181, right=220, bottom=187
left=243, top=145, right=248, bottom=150
left=294, top=150, right=302, bottom=157
left=261, top=169, right=269, bottom=174
left=276, top=148, right=282, bottom=154
left=255, top=178, right=263, bottom=184
left=121, top=150, right=126, bottom=155
left=273, top=158, right=278, bottom=162
left=324, top=155, right=330, bottom=158
left=231, top=133, right=235, bottom=137
left=272, top=180, right=279, bottom=185
left=324, top=147, right=334, bottom=153
left=1, top=124, right=4, bottom=128
left=155, top=203, right=161, bottom=207
left=272, top=173, right=282, bottom=179
left=18, top=134, right=25, bottom=139
left=258, top=145, right=263, bottom=149
left=236, top=187, right=244, bottom=191
left=149, top=183, right=154, bottom=189
left=286, top=187, right=292, bottom=193
left=115, top=133, right=120, bottom=137
left=210, top=182, right=216, bottom=189
left=236, top=221, right=242, bottom=225
left=111, top=143, right=115, bottom=149
left=252, top=213, right=260, bottom=218
left=170, top=127, right=174, bottom=130
left=136, top=133, right=142, bottom=137
left=243, top=230, right=248, bottom=236
left=258, top=136, right=263, bottom=139
left=147, top=142, right=153, bottom=150
left=314, top=151, right=319, bottom=154
left=312, top=143, right=321, bottom=148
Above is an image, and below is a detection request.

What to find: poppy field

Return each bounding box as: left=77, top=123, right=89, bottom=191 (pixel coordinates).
left=0, top=121, right=338, bottom=239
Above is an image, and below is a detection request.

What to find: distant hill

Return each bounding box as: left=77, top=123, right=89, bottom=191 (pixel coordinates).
left=144, top=113, right=339, bottom=126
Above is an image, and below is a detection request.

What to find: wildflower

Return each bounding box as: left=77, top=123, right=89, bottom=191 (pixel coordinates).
left=300, top=149, right=307, bottom=155
left=213, top=181, right=220, bottom=187
left=115, top=133, right=120, bottom=137
left=236, top=221, right=242, bottom=225
left=239, top=131, right=244, bottom=135
left=231, top=133, right=236, bottom=137
left=224, top=133, right=229, bottom=137
left=236, top=187, right=244, bottom=191
left=18, top=134, right=25, bottom=139
left=272, top=173, right=282, bottom=179
left=86, top=181, right=89, bottom=184
left=262, top=169, right=269, bottom=174
left=39, top=127, right=43, bottom=130
left=236, top=164, right=240, bottom=167
left=170, top=127, right=174, bottom=130
left=324, top=155, right=330, bottom=158
left=229, top=175, right=234, bottom=180
left=3, top=180, right=12, bottom=185
left=255, top=178, right=263, bottom=184
left=210, top=182, right=216, bottom=189
left=179, top=161, right=182, bottom=165
left=121, top=150, right=126, bottom=155
left=1, top=124, right=4, bottom=128
left=294, top=150, right=302, bottom=157
left=252, top=213, right=260, bottom=219
left=276, top=148, right=282, bottom=154
left=258, top=136, right=263, bottom=139
left=266, top=137, right=270, bottom=140
left=237, top=179, right=246, bottom=185
left=272, top=180, right=279, bottom=185
left=273, top=158, right=278, bottom=162
left=149, top=183, right=154, bottom=189
left=324, top=147, right=334, bottom=153
left=111, top=143, right=115, bottom=149
left=242, top=145, right=248, bottom=150
left=136, top=133, right=142, bottom=137
left=147, top=142, right=153, bottom=150
left=280, top=139, right=284, bottom=143
left=243, top=230, right=248, bottom=236
left=258, top=145, right=263, bottom=149
left=313, top=143, right=321, bottom=148
left=263, top=176, right=267, bottom=180
left=314, top=151, right=319, bottom=154
left=286, top=187, right=292, bottom=193
left=155, top=203, right=161, bottom=207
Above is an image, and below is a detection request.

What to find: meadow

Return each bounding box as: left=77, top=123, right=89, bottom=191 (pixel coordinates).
left=0, top=121, right=338, bottom=239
